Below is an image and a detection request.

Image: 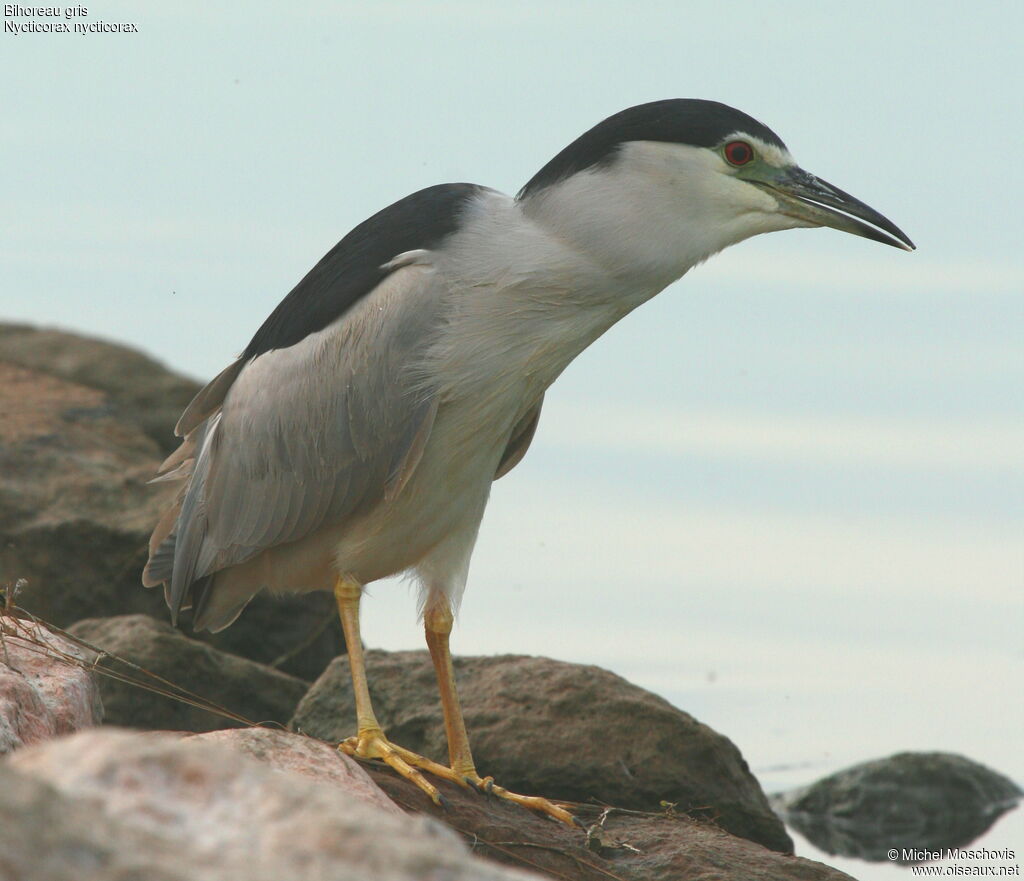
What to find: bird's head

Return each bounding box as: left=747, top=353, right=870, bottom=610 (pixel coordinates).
left=517, top=99, right=914, bottom=286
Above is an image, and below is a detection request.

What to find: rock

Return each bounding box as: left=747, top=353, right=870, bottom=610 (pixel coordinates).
left=361, top=761, right=856, bottom=881
left=67, top=614, right=308, bottom=733
left=773, top=752, right=1023, bottom=862
left=0, top=762, right=197, bottom=881
left=6, top=727, right=544, bottom=881
left=292, top=650, right=792, bottom=853
left=189, top=727, right=403, bottom=817
left=0, top=345, right=345, bottom=681
left=0, top=321, right=201, bottom=455
left=191, top=588, right=347, bottom=683
left=0, top=359, right=173, bottom=625
left=3, top=727, right=854, bottom=881
left=0, top=617, right=103, bottom=755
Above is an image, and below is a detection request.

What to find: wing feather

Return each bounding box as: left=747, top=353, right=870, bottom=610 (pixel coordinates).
left=175, top=358, right=245, bottom=437
left=162, top=264, right=443, bottom=620
left=495, top=395, right=544, bottom=479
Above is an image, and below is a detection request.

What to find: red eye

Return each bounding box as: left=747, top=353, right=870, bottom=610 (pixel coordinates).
left=724, top=141, right=754, bottom=166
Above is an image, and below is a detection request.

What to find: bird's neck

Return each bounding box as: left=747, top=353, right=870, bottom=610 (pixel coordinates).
left=518, top=144, right=739, bottom=291
left=427, top=190, right=686, bottom=412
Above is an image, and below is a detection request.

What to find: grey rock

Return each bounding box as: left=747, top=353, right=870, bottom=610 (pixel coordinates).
left=292, top=649, right=793, bottom=853
left=773, top=751, right=1023, bottom=862
left=6, top=728, right=544, bottom=881
left=68, top=614, right=308, bottom=732
left=192, top=588, right=346, bottom=683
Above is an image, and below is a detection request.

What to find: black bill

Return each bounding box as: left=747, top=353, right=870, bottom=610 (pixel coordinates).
left=757, top=167, right=915, bottom=251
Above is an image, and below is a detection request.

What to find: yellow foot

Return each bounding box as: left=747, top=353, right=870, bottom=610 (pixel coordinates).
left=338, top=730, right=579, bottom=826
left=338, top=728, right=459, bottom=807
left=461, top=771, right=581, bottom=827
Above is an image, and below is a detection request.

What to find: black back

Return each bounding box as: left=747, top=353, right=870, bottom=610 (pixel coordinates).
left=518, top=99, right=786, bottom=200
left=242, top=182, right=484, bottom=360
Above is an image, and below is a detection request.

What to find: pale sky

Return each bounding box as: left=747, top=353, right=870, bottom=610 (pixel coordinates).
left=3, top=4, right=1022, bottom=876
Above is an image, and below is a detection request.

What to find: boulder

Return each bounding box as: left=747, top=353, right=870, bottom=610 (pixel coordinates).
left=0, top=617, right=103, bottom=755
left=68, top=614, right=308, bottom=733
left=188, top=588, right=348, bottom=683
left=189, top=727, right=403, bottom=816
left=291, top=650, right=792, bottom=853
left=0, top=761, right=199, bottom=881
left=0, top=321, right=200, bottom=455
left=773, top=752, right=1023, bottom=862
left=0, top=344, right=345, bottom=681
left=6, top=727, right=543, bottom=881
left=0, top=359, right=171, bottom=627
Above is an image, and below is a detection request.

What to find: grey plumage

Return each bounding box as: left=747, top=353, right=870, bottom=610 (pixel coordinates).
left=145, top=251, right=541, bottom=629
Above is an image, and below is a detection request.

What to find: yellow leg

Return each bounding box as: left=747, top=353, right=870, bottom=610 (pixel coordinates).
left=424, top=598, right=476, bottom=777
left=423, top=592, right=579, bottom=827
left=334, top=576, right=462, bottom=807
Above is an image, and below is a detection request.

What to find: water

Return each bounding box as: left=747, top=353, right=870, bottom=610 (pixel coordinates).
left=363, top=537, right=1022, bottom=880
left=358, top=265, right=1023, bottom=879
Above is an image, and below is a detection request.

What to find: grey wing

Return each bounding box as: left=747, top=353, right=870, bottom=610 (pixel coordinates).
left=149, top=263, right=443, bottom=622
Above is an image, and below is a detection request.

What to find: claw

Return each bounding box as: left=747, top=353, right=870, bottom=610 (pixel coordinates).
left=338, top=729, right=451, bottom=807
left=466, top=775, right=578, bottom=826
left=340, top=730, right=578, bottom=827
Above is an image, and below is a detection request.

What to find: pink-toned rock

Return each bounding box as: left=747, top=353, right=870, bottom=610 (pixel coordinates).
left=0, top=619, right=103, bottom=755
left=189, top=727, right=402, bottom=816
left=7, top=728, right=542, bottom=881
left=1, top=761, right=199, bottom=881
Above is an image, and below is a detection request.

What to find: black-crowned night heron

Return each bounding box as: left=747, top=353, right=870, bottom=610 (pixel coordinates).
left=145, top=99, right=914, bottom=824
